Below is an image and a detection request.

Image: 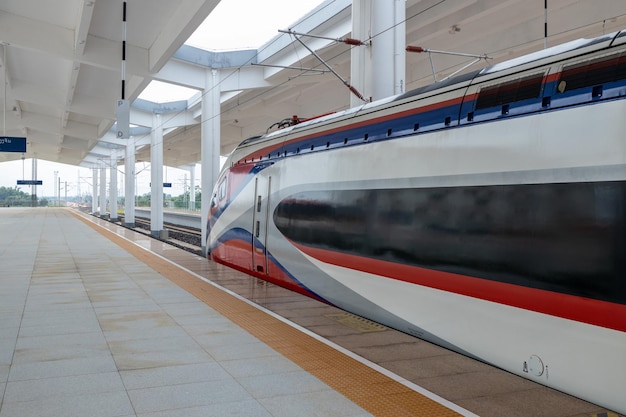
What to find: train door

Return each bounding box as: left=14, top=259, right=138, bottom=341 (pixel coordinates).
left=251, top=174, right=271, bottom=275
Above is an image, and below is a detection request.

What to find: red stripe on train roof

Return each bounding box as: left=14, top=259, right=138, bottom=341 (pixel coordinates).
left=291, top=242, right=626, bottom=333
left=235, top=69, right=573, bottom=164
left=236, top=95, right=465, bottom=164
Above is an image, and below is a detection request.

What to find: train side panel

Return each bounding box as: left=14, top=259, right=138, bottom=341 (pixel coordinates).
left=268, top=99, right=626, bottom=412
left=207, top=32, right=626, bottom=413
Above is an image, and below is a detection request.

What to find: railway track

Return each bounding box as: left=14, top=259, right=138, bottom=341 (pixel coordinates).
left=119, top=216, right=203, bottom=256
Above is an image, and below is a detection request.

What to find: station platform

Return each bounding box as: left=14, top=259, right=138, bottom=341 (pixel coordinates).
left=0, top=208, right=614, bottom=417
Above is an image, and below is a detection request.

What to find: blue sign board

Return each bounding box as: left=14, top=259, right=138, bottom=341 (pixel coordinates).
left=0, top=137, right=27, bottom=153
left=163, top=182, right=172, bottom=188
left=17, top=180, right=43, bottom=185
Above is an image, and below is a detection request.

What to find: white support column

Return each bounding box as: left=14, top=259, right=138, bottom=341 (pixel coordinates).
left=351, top=0, right=405, bottom=103
left=201, top=69, right=221, bottom=256
left=99, top=161, right=106, bottom=217
left=350, top=0, right=372, bottom=107
left=150, top=113, right=165, bottom=238
left=31, top=158, right=37, bottom=207
left=189, top=163, right=196, bottom=211
left=371, top=0, right=406, bottom=100
left=110, top=162, right=118, bottom=220
left=124, top=137, right=136, bottom=227
left=92, top=167, right=98, bottom=214
left=394, top=0, right=406, bottom=96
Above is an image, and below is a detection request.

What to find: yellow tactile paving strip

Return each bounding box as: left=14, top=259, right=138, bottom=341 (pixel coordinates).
left=71, top=211, right=461, bottom=417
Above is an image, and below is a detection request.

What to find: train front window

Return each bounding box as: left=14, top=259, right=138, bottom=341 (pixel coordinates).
left=218, top=178, right=227, bottom=201
left=211, top=177, right=227, bottom=209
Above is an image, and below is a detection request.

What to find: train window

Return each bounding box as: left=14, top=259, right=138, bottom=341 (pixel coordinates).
left=557, top=52, right=626, bottom=93
left=475, top=73, right=544, bottom=110
left=218, top=177, right=227, bottom=201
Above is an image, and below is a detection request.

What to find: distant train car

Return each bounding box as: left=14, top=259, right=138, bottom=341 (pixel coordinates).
left=207, top=30, right=626, bottom=413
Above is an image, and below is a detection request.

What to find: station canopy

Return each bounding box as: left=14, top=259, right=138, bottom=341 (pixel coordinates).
left=0, top=0, right=625, bottom=169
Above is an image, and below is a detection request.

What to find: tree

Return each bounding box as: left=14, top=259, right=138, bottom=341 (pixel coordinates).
left=136, top=193, right=150, bottom=207
left=0, top=186, right=38, bottom=207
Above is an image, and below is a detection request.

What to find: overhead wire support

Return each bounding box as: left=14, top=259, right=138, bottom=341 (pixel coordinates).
left=279, top=29, right=368, bottom=103
left=250, top=63, right=328, bottom=74
left=278, top=29, right=368, bottom=46
left=406, top=45, right=491, bottom=82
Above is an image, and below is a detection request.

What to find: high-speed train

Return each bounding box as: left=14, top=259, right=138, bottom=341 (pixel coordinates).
left=207, top=30, right=626, bottom=413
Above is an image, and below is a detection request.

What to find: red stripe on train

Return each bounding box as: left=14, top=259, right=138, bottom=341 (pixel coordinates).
left=236, top=96, right=465, bottom=164
left=211, top=239, right=327, bottom=302
left=292, top=242, right=626, bottom=333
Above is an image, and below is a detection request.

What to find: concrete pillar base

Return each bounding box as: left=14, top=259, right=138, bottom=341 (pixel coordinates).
left=152, top=229, right=169, bottom=239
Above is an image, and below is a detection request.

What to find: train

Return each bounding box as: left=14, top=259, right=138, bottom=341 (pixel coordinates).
left=207, top=30, right=626, bottom=413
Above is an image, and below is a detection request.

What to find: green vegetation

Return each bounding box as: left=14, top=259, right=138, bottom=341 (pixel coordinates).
left=0, top=186, right=43, bottom=207
left=170, top=188, right=201, bottom=210
left=133, top=188, right=201, bottom=210
left=136, top=193, right=151, bottom=207
left=0, top=187, right=201, bottom=209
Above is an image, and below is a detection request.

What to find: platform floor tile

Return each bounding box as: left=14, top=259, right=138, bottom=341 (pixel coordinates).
left=0, top=208, right=375, bottom=417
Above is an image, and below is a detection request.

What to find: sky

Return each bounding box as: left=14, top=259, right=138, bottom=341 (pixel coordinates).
left=0, top=0, right=325, bottom=199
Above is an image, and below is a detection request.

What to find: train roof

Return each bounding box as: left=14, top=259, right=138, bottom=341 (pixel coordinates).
left=481, top=32, right=620, bottom=74
left=394, top=69, right=481, bottom=102
left=398, top=30, right=623, bottom=102
left=234, top=29, right=625, bottom=151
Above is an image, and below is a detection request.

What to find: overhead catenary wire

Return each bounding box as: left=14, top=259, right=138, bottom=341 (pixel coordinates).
left=278, top=29, right=368, bottom=46
left=146, top=0, right=458, bottom=146
left=250, top=63, right=328, bottom=73
left=120, top=1, right=461, bottom=193
left=127, top=1, right=349, bottom=148
left=128, top=0, right=607, bottom=162
left=279, top=29, right=367, bottom=103
left=405, top=46, right=491, bottom=82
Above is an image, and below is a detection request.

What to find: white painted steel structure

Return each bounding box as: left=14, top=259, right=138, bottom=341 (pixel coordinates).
left=1, top=1, right=625, bottom=168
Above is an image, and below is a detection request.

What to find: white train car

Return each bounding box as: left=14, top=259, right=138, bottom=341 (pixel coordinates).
left=207, top=30, right=626, bottom=413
